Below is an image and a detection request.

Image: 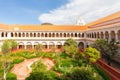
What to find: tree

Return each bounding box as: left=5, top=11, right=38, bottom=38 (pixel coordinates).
left=10, top=39, right=18, bottom=51
left=92, top=39, right=118, bottom=65
left=1, top=39, right=18, bottom=80
left=2, top=39, right=18, bottom=53
left=64, top=38, right=77, bottom=47
left=63, top=38, right=78, bottom=57
left=106, top=39, right=118, bottom=65
left=84, top=47, right=100, bottom=64
left=35, top=44, right=42, bottom=52
left=26, top=72, right=47, bottom=80
left=91, top=39, right=107, bottom=57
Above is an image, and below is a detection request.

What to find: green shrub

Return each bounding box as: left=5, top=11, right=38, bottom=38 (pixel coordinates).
left=60, top=52, right=67, bottom=58
left=61, top=67, right=95, bottom=80
left=13, top=58, right=24, bottom=64
left=22, top=52, right=35, bottom=59
left=9, top=63, right=14, bottom=70
left=9, top=53, right=16, bottom=57
left=45, top=70, right=59, bottom=80
left=7, top=72, right=17, bottom=80
left=43, top=52, right=55, bottom=59
left=26, top=71, right=59, bottom=80
left=93, top=64, right=111, bottom=80
left=53, top=58, right=75, bottom=73
left=0, top=69, right=3, bottom=78
left=16, top=50, right=42, bottom=59
left=35, top=52, right=42, bottom=57
left=26, top=71, right=48, bottom=80
left=16, top=51, right=23, bottom=56
left=31, top=61, right=47, bottom=72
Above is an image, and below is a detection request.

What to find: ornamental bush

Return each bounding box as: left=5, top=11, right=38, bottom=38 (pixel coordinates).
left=6, top=72, right=17, bottom=80
left=12, top=58, right=24, bottom=64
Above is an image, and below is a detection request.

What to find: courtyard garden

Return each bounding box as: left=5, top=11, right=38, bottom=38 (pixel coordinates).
left=0, top=39, right=111, bottom=80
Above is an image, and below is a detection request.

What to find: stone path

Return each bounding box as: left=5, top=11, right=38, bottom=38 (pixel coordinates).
left=11, top=58, right=55, bottom=80
left=11, top=58, right=41, bottom=80
left=43, top=58, right=54, bottom=70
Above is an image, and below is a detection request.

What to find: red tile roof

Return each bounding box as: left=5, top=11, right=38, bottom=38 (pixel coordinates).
left=87, top=11, right=120, bottom=28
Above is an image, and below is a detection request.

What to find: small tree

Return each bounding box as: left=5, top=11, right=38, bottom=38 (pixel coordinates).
left=2, top=40, right=11, bottom=80
left=10, top=39, right=18, bottom=51
left=35, top=44, right=42, bottom=52
left=63, top=38, right=78, bottom=58
left=1, top=39, right=18, bottom=80
left=84, top=47, right=100, bottom=64
left=64, top=38, right=77, bottom=47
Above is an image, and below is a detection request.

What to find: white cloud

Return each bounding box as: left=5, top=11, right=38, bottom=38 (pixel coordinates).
left=38, top=0, right=120, bottom=25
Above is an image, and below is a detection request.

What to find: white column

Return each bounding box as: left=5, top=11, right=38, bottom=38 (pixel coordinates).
left=24, top=45, right=27, bottom=49
left=108, top=31, right=111, bottom=41
left=115, top=32, right=118, bottom=42
left=7, top=32, right=11, bottom=39
left=0, top=32, right=1, bottom=37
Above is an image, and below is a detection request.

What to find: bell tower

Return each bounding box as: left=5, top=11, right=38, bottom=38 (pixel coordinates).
left=76, top=17, right=86, bottom=26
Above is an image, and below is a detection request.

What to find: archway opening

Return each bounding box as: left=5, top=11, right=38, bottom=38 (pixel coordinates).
left=41, top=33, right=44, bottom=37
left=94, top=33, right=96, bottom=38
left=1, top=32, right=4, bottom=37
left=82, top=33, right=84, bottom=37
left=57, top=42, right=62, bottom=49
left=22, top=33, right=25, bottom=37
left=105, top=31, right=109, bottom=40
left=26, top=42, right=32, bottom=49
left=111, top=31, right=115, bottom=40
left=26, top=33, right=29, bottom=37
left=45, top=33, right=47, bottom=37
left=60, top=33, right=62, bottom=37
left=56, top=33, right=59, bottom=37
left=78, top=42, right=84, bottom=52
left=67, top=33, right=70, bottom=37
left=75, top=33, right=77, bottom=37
left=30, top=33, right=32, bottom=37
left=100, top=32, right=104, bottom=39
left=19, top=42, right=25, bottom=49
left=64, top=33, right=66, bottom=37
left=118, top=30, right=120, bottom=41
left=42, top=42, right=47, bottom=49
left=49, top=33, right=51, bottom=37
left=38, top=33, right=40, bottom=37
left=49, top=42, right=54, bottom=49
left=97, top=32, right=99, bottom=38
left=11, top=33, right=13, bottom=37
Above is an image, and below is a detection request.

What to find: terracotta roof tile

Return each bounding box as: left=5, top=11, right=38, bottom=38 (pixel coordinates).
left=86, top=11, right=120, bottom=28
left=9, top=25, right=88, bottom=31
left=0, top=24, right=8, bottom=30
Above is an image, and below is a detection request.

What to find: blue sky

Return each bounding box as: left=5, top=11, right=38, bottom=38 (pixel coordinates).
left=0, top=0, right=68, bottom=24
left=0, top=0, right=120, bottom=25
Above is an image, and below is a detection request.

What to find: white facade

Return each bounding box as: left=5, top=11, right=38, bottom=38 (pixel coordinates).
left=0, top=13, right=120, bottom=51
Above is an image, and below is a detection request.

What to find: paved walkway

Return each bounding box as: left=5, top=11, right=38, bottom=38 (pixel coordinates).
left=11, top=57, right=55, bottom=80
